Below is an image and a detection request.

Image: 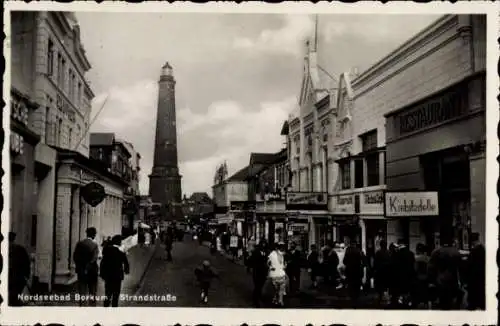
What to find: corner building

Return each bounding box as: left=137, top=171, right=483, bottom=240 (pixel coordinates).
left=333, top=14, right=486, bottom=252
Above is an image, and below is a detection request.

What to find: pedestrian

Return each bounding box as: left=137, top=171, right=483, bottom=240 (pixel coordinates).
left=306, top=244, right=320, bottom=288
left=73, top=227, right=99, bottom=306
left=373, top=239, right=391, bottom=306
left=100, top=235, right=130, bottom=307
left=8, top=232, right=31, bottom=306
left=390, top=239, right=416, bottom=308
left=165, top=232, right=173, bottom=262
left=246, top=240, right=269, bottom=307
left=465, top=232, right=485, bottom=310
left=268, top=242, right=287, bottom=307
left=413, top=243, right=430, bottom=309
left=285, top=242, right=304, bottom=295
left=325, top=242, right=340, bottom=289
left=138, top=228, right=145, bottom=247
left=427, top=236, right=463, bottom=310
left=194, top=260, right=219, bottom=304
left=343, top=240, right=364, bottom=307
left=320, top=241, right=332, bottom=285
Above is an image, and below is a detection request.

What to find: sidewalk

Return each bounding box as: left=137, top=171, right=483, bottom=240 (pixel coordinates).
left=26, top=242, right=157, bottom=306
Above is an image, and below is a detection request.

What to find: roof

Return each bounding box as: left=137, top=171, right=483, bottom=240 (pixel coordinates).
left=280, top=120, right=289, bottom=136
left=250, top=153, right=277, bottom=166
left=162, top=61, right=172, bottom=69
left=90, top=133, right=115, bottom=146
left=226, top=165, right=249, bottom=182
left=190, top=192, right=212, bottom=203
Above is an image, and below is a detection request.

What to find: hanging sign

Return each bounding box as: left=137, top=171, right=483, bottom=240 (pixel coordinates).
left=81, top=182, right=106, bottom=207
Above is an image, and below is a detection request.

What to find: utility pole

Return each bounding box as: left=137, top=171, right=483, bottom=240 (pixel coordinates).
left=73, top=95, right=109, bottom=151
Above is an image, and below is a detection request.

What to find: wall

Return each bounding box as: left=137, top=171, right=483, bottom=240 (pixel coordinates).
left=11, top=11, right=36, bottom=96
left=226, top=182, right=248, bottom=204
left=349, top=15, right=472, bottom=154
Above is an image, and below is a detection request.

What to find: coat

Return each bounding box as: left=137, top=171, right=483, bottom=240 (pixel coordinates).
left=73, top=238, right=99, bottom=278
left=247, top=249, right=268, bottom=282
left=100, top=245, right=130, bottom=282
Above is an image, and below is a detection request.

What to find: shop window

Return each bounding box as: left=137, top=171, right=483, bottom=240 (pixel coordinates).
left=340, top=161, right=351, bottom=190
left=366, top=153, right=380, bottom=186
left=354, top=159, right=364, bottom=188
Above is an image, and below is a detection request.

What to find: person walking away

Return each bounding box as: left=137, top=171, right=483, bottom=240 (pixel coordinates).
left=307, top=244, right=320, bottom=288
left=285, top=242, right=304, bottom=295
left=427, top=236, right=462, bottom=310
left=390, top=239, right=416, bottom=308
left=100, top=235, right=130, bottom=307
left=466, top=232, right=485, bottom=310
left=268, top=242, right=287, bottom=307
left=320, top=241, right=331, bottom=285
left=8, top=232, right=31, bottom=306
left=210, top=233, right=217, bottom=255
left=138, top=228, right=145, bottom=247
left=343, top=240, right=364, bottom=307
left=246, top=240, right=269, bottom=307
left=325, top=242, right=340, bottom=290
left=73, top=227, right=99, bottom=306
left=373, top=239, right=391, bottom=306
left=230, top=234, right=238, bottom=261
left=165, top=232, right=173, bottom=262
left=194, top=260, right=219, bottom=304
left=413, top=243, right=430, bottom=309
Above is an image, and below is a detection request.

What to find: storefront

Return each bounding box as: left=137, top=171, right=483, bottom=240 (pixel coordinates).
left=359, top=189, right=387, bottom=254
left=285, top=192, right=329, bottom=248
left=384, top=72, right=486, bottom=251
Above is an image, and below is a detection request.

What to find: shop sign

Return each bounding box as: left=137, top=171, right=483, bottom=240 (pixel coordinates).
left=216, top=214, right=233, bottom=225
left=288, top=223, right=308, bottom=233
left=332, top=194, right=355, bottom=214
left=360, top=190, right=384, bottom=215
left=286, top=192, right=328, bottom=210
left=385, top=191, right=439, bottom=217
left=81, top=182, right=106, bottom=207
left=230, top=201, right=256, bottom=211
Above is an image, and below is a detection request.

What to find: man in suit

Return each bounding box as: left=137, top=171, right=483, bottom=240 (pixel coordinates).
left=100, top=234, right=130, bottom=307
left=73, top=227, right=99, bottom=306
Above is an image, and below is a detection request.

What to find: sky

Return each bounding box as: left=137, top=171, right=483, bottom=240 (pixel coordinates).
left=74, top=12, right=439, bottom=197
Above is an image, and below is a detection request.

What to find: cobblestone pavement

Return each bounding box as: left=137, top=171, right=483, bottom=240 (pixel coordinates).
left=124, top=237, right=384, bottom=308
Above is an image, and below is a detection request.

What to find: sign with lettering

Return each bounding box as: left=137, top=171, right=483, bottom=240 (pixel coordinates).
left=286, top=192, right=328, bottom=210
left=388, top=81, right=469, bottom=140
left=385, top=191, right=439, bottom=217
left=360, top=190, right=384, bottom=215
left=332, top=194, right=355, bottom=214
left=230, top=201, right=256, bottom=211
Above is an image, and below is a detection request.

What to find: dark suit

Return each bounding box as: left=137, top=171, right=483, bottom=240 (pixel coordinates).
left=8, top=243, right=31, bottom=306
left=100, top=245, right=130, bottom=307
left=73, top=238, right=99, bottom=306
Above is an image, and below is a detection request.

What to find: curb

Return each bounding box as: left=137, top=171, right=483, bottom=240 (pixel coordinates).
left=132, top=242, right=159, bottom=295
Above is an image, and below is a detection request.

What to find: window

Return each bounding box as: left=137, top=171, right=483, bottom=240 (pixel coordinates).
left=45, top=107, right=50, bottom=143
left=77, top=82, right=82, bottom=107
left=57, top=118, right=62, bottom=146
left=354, top=159, right=364, bottom=188
left=47, top=39, right=54, bottom=76
left=323, top=147, right=329, bottom=192
left=361, top=129, right=377, bottom=152
left=68, top=70, right=74, bottom=100
left=59, top=57, right=66, bottom=89
left=340, top=161, right=351, bottom=190
left=366, top=152, right=380, bottom=186
left=68, top=128, right=72, bottom=149
left=307, top=152, right=313, bottom=191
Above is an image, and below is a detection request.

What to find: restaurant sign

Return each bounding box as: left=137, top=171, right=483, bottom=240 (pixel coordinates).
left=230, top=201, right=256, bottom=211
left=385, top=191, right=439, bottom=217
left=81, top=182, right=106, bottom=207
left=286, top=192, right=328, bottom=210
left=360, top=190, right=385, bottom=215
left=332, top=194, right=354, bottom=215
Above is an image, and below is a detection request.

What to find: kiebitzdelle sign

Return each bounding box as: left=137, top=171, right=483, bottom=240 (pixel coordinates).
left=385, top=191, right=439, bottom=217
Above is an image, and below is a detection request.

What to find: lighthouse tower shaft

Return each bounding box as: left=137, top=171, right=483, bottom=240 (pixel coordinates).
left=148, top=62, right=182, bottom=208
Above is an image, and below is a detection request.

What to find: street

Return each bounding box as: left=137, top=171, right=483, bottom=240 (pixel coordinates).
left=124, top=236, right=382, bottom=308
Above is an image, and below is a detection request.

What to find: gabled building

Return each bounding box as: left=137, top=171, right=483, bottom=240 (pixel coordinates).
left=287, top=16, right=337, bottom=248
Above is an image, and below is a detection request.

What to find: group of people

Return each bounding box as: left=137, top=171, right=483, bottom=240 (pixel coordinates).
left=245, top=240, right=304, bottom=307
left=244, top=232, right=485, bottom=310
left=73, top=227, right=130, bottom=307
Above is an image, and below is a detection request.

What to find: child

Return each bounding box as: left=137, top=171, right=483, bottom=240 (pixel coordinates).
left=194, top=260, right=219, bottom=303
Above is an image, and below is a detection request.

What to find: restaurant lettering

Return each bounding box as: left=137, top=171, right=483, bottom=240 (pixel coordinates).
left=337, top=195, right=352, bottom=205
left=364, top=192, right=383, bottom=204
left=288, top=193, right=326, bottom=204
left=398, top=89, right=467, bottom=136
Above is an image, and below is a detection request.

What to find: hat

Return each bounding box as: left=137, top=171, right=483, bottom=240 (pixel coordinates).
left=202, top=260, right=210, bottom=267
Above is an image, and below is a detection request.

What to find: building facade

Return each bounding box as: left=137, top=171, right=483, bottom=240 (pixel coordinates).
left=287, top=33, right=337, bottom=248
left=333, top=14, right=486, bottom=253
left=149, top=62, right=183, bottom=212
left=10, top=11, right=130, bottom=290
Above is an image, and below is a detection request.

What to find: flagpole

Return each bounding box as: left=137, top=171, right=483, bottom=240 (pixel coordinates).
left=73, top=94, right=109, bottom=151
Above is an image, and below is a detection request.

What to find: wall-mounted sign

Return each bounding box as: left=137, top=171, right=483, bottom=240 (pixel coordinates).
left=286, top=192, right=328, bottom=210
left=230, top=201, right=256, bottom=211
left=288, top=223, right=308, bottom=233
left=360, top=190, right=384, bottom=215
left=81, top=182, right=106, bottom=207
left=385, top=191, right=439, bottom=217
left=332, top=194, right=355, bottom=215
